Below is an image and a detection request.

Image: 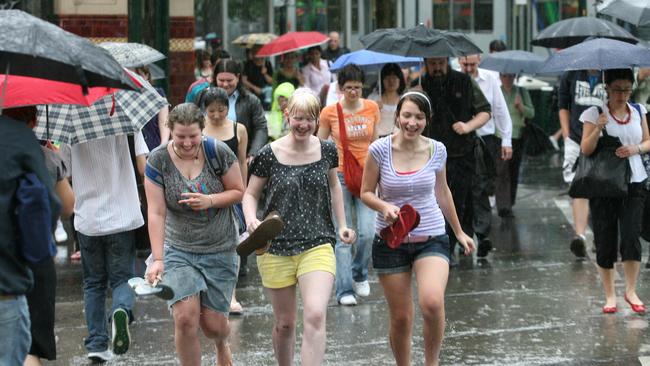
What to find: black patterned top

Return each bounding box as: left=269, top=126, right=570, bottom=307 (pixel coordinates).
left=250, top=139, right=339, bottom=256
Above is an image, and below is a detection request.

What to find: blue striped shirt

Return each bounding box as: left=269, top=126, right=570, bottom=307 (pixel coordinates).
left=369, top=136, right=447, bottom=237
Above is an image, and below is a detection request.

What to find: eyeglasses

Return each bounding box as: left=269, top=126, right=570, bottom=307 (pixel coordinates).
left=608, top=88, right=633, bottom=94
left=343, top=85, right=362, bottom=92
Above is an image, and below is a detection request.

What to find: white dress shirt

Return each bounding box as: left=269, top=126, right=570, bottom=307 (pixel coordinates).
left=302, top=59, right=331, bottom=96
left=474, top=68, right=513, bottom=147
left=61, top=133, right=148, bottom=236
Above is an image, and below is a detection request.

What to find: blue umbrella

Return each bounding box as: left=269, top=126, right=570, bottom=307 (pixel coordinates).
left=479, top=50, right=548, bottom=75
left=539, top=38, right=650, bottom=74
left=330, top=49, right=421, bottom=72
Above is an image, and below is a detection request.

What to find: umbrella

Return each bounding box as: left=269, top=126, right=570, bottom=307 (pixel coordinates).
left=232, top=33, right=278, bottom=48
left=0, top=10, right=138, bottom=92
left=99, top=42, right=166, bottom=68
left=538, top=38, right=650, bottom=73
left=33, top=72, right=167, bottom=145
left=598, top=0, right=650, bottom=26
left=530, top=16, right=637, bottom=49
left=329, top=50, right=421, bottom=72
left=359, top=24, right=482, bottom=58
left=479, top=50, right=547, bottom=75
left=148, top=63, right=165, bottom=80
left=256, top=32, right=329, bottom=57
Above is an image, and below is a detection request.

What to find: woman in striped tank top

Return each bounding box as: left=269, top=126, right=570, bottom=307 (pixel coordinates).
left=361, top=91, right=474, bottom=366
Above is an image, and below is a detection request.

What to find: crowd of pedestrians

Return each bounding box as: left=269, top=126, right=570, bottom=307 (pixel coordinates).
left=5, top=27, right=650, bottom=366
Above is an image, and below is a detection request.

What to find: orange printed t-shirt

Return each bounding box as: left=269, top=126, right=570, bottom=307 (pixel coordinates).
left=319, top=99, right=380, bottom=171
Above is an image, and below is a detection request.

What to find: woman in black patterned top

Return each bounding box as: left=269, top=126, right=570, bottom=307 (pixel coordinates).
left=243, top=90, right=355, bottom=365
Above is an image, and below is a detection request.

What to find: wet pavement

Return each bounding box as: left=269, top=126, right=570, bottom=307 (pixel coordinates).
left=46, top=151, right=650, bottom=365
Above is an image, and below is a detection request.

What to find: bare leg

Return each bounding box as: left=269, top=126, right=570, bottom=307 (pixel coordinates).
left=172, top=295, right=202, bottom=366
left=23, top=355, right=41, bottom=366
left=414, top=257, right=449, bottom=366
left=266, top=286, right=297, bottom=366
left=199, top=307, right=232, bottom=366
left=297, top=271, right=334, bottom=366
left=597, top=266, right=617, bottom=308
left=572, top=198, right=589, bottom=237
left=552, top=129, right=562, bottom=140
left=378, top=271, right=413, bottom=366
left=623, top=261, right=643, bottom=304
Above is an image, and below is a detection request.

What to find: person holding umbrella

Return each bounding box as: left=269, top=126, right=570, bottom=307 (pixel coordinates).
left=416, top=57, right=491, bottom=264
left=579, top=68, right=649, bottom=314
left=368, top=63, right=407, bottom=137
left=302, top=46, right=332, bottom=103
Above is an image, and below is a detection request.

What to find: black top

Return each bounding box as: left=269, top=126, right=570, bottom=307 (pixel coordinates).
left=0, top=116, right=60, bottom=295
left=243, top=60, right=273, bottom=89
left=418, top=67, right=491, bottom=158
left=558, top=70, right=606, bottom=144
left=249, top=139, right=339, bottom=256
left=221, top=122, right=239, bottom=156
left=273, top=70, right=301, bottom=89
left=322, top=46, right=350, bottom=62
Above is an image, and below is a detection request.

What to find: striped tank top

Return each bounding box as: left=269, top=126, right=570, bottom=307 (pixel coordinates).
left=368, top=136, right=447, bottom=237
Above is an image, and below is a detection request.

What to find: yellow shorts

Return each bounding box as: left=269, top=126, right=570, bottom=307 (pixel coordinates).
left=257, top=243, right=336, bottom=289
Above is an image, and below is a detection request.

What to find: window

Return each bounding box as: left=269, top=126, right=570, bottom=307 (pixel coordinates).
left=535, top=0, right=583, bottom=31
left=432, top=0, right=493, bottom=32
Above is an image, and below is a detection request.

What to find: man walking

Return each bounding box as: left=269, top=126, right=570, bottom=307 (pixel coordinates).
left=321, top=31, right=350, bottom=62
left=459, top=54, right=513, bottom=258
left=61, top=133, right=148, bottom=362
left=417, top=57, right=491, bottom=263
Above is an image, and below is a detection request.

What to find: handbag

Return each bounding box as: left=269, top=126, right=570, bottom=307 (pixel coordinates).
left=629, top=102, right=650, bottom=190
left=336, top=103, right=363, bottom=197
left=15, top=173, right=57, bottom=263
left=127, top=135, right=150, bottom=251
left=523, top=120, right=552, bottom=157
left=568, top=127, right=631, bottom=199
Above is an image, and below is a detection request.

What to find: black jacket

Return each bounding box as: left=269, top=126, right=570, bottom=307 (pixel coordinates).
left=235, top=89, right=268, bottom=156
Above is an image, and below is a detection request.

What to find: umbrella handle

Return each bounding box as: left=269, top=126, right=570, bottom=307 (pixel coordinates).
left=46, top=105, right=50, bottom=141
left=75, top=65, right=90, bottom=96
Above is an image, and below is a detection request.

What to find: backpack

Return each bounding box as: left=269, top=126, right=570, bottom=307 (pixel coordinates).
left=15, top=173, right=56, bottom=263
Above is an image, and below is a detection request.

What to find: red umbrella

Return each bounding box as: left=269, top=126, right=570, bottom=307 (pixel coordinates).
left=256, top=31, right=329, bottom=57
left=0, top=72, right=143, bottom=109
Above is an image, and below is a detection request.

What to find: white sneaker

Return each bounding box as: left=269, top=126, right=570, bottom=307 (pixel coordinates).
left=88, top=349, right=114, bottom=362
left=339, top=294, right=357, bottom=306
left=54, top=219, right=68, bottom=242
left=353, top=280, right=370, bottom=297
left=489, top=195, right=496, bottom=209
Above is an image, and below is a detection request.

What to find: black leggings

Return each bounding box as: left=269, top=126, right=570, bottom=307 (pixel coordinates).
left=590, top=183, right=646, bottom=269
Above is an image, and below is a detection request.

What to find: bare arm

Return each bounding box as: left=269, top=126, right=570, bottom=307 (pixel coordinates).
left=434, top=166, right=474, bottom=254
left=158, top=106, right=170, bottom=145
left=237, top=123, right=249, bottom=186
left=136, top=154, right=146, bottom=178
left=144, top=178, right=166, bottom=283
left=55, top=178, right=75, bottom=218
left=360, top=153, right=398, bottom=220
left=559, top=109, right=571, bottom=140
left=452, top=111, right=490, bottom=135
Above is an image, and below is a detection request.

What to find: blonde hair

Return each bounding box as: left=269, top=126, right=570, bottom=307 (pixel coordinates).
left=286, top=88, right=321, bottom=121
left=167, top=103, right=205, bottom=131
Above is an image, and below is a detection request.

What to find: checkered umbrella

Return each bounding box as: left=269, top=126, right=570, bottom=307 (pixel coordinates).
left=99, top=42, right=166, bottom=68
left=232, top=33, right=278, bottom=49
left=33, top=72, right=167, bottom=145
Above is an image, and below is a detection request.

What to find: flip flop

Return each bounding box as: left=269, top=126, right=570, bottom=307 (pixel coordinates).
left=379, top=204, right=420, bottom=249
left=128, top=277, right=175, bottom=301
left=236, top=211, right=284, bottom=257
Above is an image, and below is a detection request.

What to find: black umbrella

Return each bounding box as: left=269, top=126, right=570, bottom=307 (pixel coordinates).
left=0, top=10, right=139, bottom=93
left=360, top=24, right=482, bottom=58
left=531, top=17, right=637, bottom=49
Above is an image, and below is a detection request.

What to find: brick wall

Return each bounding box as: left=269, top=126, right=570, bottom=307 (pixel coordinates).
left=169, top=16, right=196, bottom=106
left=58, top=15, right=128, bottom=39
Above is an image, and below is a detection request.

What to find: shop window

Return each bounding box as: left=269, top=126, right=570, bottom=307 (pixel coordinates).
left=433, top=0, right=450, bottom=30
left=474, top=0, right=492, bottom=31
left=432, top=0, right=492, bottom=32
left=452, top=0, right=470, bottom=31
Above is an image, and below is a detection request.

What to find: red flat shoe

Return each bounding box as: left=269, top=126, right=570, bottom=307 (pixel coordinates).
left=380, top=204, right=420, bottom=249
left=624, top=295, right=646, bottom=314
left=602, top=305, right=617, bottom=314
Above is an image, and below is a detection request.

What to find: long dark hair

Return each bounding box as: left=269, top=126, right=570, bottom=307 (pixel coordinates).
left=212, top=59, right=243, bottom=93
left=379, top=63, right=406, bottom=95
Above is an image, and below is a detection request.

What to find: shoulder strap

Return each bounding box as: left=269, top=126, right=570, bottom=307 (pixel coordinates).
left=203, top=136, right=220, bottom=176
left=631, top=102, right=643, bottom=120
left=233, top=121, right=238, bottom=138
left=127, top=135, right=142, bottom=185
left=336, top=103, right=350, bottom=151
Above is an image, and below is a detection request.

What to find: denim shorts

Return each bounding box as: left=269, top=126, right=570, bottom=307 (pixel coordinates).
left=372, top=234, right=450, bottom=274
left=0, top=295, right=31, bottom=366
left=164, top=246, right=239, bottom=315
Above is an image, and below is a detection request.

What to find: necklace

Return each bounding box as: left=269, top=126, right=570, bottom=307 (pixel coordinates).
left=172, top=141, right=201, bottom=164
left=608, top=104, right=631, bottom=125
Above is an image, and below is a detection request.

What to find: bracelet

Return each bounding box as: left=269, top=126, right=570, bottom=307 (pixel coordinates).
left=638, top=144, right=644, bottom=155
left=154, top=258, right=163, bottom=262
left=208, top=195, right=214, bottom=207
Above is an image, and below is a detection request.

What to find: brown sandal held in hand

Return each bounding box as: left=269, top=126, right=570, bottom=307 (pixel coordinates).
left=237, top=211, right=284, bottom=257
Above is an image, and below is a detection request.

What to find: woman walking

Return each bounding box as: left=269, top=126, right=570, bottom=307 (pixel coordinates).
left=318, top=64, right=380, bottom=305
left=360, top=91, right=474, bottom=366
left=145, top=103, right=244, bottom=365
left=243, top=91, right=355, bottom=366
left=579, top=68, right=650, bottom=314
left=368, top=63, right=406, bottom=137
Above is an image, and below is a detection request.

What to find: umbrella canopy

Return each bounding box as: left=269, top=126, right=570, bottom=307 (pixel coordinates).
left=0, top=10, right=138, bottom=92
left=0, top=73, right=141, bottom=108
left=538, top=38, right=650, bottom=73
left=256, top=32, right=329, bottom=57
left=479, top=50, right=547, bottom=75
left=531, top=16, right=637, bottom=48
left=599, top=0, right=650, bottom=26
left=232, top=33, right=278, bottom=48
left=99, top=42, right=166, bottom=68
left=329, top=50, right=421, bottom=72
left=359, top=24, right=482, bottom=58
left=34, top=72, right=167, bottom=145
